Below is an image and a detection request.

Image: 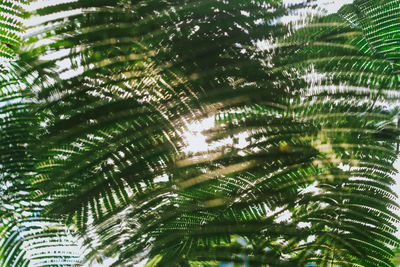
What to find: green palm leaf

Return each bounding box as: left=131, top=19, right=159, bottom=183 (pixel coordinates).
left=0, top=0, right=26, bottom=59
left=1, top=0, right=400, bottom=266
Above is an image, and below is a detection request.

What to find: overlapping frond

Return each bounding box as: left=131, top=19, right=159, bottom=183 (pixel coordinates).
left=0, top=0, right=26, bottom=59
left=0, top=215, right=81, bottom=266
left=0, top=57, right=80, bottom=266
left=23, top=1, right=307, bottom=265
left=3, top=0, right=400, bottom=266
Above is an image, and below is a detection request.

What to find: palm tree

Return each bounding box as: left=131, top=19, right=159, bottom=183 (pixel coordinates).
left=1, top=0, right=400, bottom=266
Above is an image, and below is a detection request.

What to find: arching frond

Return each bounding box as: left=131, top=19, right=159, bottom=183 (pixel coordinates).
left=1, top=0, right=399, bottom=266
left=0, top=0, right=25, bottom=59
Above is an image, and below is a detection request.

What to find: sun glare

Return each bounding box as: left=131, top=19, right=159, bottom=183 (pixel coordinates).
left=182, top=115, right=251, bottom=155
left=182, top=117, right=215, bottom=154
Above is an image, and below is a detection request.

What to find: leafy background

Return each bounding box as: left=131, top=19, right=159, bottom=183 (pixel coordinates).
left=2, top=0, right=400, bottom=266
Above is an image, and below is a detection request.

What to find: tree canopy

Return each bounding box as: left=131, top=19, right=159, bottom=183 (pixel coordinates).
left=1, top=0, right=400, bottom=266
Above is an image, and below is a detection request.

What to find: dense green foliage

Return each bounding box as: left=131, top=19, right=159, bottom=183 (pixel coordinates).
left=1, top=0, right=400, bottom=266
left=0, top=0, right=25, bottom=58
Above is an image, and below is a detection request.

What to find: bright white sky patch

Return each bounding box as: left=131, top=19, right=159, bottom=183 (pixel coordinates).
left=275, top=209, right=293, bottom=223
left=283, top=0, right=353, bottom=14
left=182, top=117, right=215, bottom=154
left=280, top=0, right=354, bottom=25
left=181, top=116, right=251, bottom=154
left=25, top=0, right=80, bottom=27
left=25, top=0, right=78, bottom=12
left=317, top=0, right=354, bottom=13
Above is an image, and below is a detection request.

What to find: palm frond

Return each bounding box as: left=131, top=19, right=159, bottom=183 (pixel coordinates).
left=0, top=0, right=26, bottom=59
left=0, top=61, right=81, bottom=266
left=2, top=0, right=399, bottom=266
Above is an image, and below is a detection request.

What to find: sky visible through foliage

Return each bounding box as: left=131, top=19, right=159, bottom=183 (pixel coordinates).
left=25, top=0, right=400, bottom=265
left=3, top=0, right=400, bottom=266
